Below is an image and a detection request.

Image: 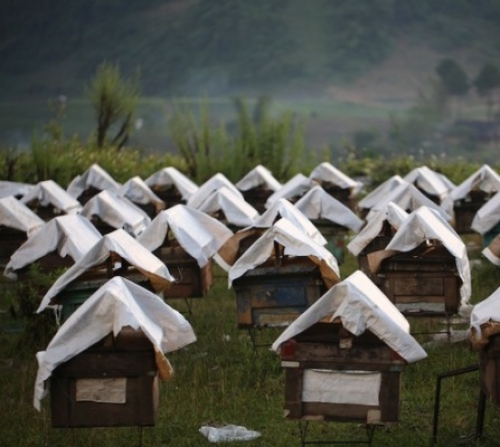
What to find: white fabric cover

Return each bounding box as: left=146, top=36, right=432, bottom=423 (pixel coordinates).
left=187, top=173, right=243, bottom=209
left=347, top=202, right=408, bottom=256
left=471, top=190, right=500, bottom=235
left=228, top=218, right=340, bottom=287
left=470, top=286, right=500, bottom=338
left=119, top=176, right=165, bottom=208
left=66, top=163, right=122, bottom=198
left=366, top=182, right=451, bottom=222
left=144, top=167, right=199, bottom=201
left=138, top=204, right=234, bottom=268
left=0, top=196, right=44, bottom=236
left=403, top=166, right=455, bottom=213
left=444, top=164, right=500, bottom=213
left=4, top=215, right=102, bottom=278
left=36, top=229, right=175, bottom=312
left=309, top=162, right=363, bottom=197
left=21, top=180, right=82, bottom=215
left=250, top=198, right=326, bottom=246
left=265, top=173, right=316, bottom=209
left=235, top=165, right=282, bottom=192
left=80, top=190, right=151, bottom=237
left=34, top=276, right=197, bottom=410
left=196, top=187, right=260, bottom=228
left=385, top=206, right=471, bottom=306
left=357, top=175, right=406, bottom=211
left=0, top=181, right=35, bottom=199
left=294, top=185, right=364, bottom=232
left=271, top=270, right=427, bottom=363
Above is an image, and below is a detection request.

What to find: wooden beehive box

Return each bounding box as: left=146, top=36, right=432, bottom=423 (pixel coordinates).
left=50, top=327, right=159, bottom=428
left=357, top=221, right=394, bottom=279
left=0, top=226, right=28, bottom=268
left=54, top=259, right=153, bottom=323
left=232, top=254, right=327, bottom=328
left=321, top=183, right=357, bottom=212
left=241, top=187, right=273, bottom=214
left=279, top=321, right=405, bottom=424
left=149, top=185, right=184, bottom=209
left=454, top=190, right=490, bottom=234
left=479, top=332, right=500, bottom=406
left=375, top=242, right=461, bottom=316
left=155, top=243, right=212, bottom=299
left=311, top=219, right=349, bottom=264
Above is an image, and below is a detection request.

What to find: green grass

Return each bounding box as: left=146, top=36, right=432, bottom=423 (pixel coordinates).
left=2, top=244, right=500, bottom=447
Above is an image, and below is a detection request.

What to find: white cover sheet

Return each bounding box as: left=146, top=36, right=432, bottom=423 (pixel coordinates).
left=347, top=202, right=408, bottom=256
left=34, top=276, right=197, bottom=410
left=196, top=187, right=260, bottom=228
left=138, top=204, right=234, bottom=268
left=66, top=163, right=122, bottom=198
left=144, top=166, right=199, bottom=200
left=309, top=162, right=364, bottom=197
left=471, top=190, right=500, bottom=235
left=80, top=190, right=151, bottom=237
left=4, top=214, right=101, bottom=278
left=0, top=180, right=35, bottom=199
left=235, top=164, right=282, bottom=192
left=0, top=196, right=44, bottom=236
left=228, top=218, right=340, bottom=287
left=384, top=206, right=471, bottom=307
left=271, top=270, right=427, bottom=363
left=470, top=285, right=500, bottom=339
left=265, top=173, right=316, bottom=209
left=187, top=173, right=243, bottom=209
left=36, top=229, right=175, bottom=312
left=357, top=175, right=406, bottom=212
left=21, top=180, right=82, bottom=215
left=294, top=185, right=364, bottom=232
left=119, top=176, right=165, bottom=209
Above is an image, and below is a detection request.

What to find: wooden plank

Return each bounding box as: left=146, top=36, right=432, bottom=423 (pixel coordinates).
left=284, top=368, right=303, bottom=419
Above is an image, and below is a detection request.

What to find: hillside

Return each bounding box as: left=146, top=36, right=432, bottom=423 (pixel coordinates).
left=1, top=0, right=500, bottom=103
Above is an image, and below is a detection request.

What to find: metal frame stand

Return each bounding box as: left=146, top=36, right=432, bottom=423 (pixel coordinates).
left=298, top=421, right=377, bottom=446
left=432, top=363, right=482, bottom=445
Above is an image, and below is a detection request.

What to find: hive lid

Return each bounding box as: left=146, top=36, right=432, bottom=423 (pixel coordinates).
left=144, top=166, right=198, bottom=200
left=187, top=173, right=243, bottom=209
left=4, top=214, right=101, bottom=278
left=34, top=276, right=197, bottom=411
left=119, top=176, right=165, bottom=209
left=66, top=163, right=122, bottom=198
left=0, top=196, right=44, bottom=236
left=309, top=162, right=363, bottom=197
left=295, top=185, right=364, bottom=232
left=138, top=204, right=234, bottom=268
left=265, top=173, right=316, bottom=209
left=235, top=165, right=282, bottom=192
left=36, top=229, right=175, bottom=312
left=271, top=270, right=427, bottom=364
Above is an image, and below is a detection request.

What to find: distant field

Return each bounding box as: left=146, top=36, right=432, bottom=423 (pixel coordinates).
left=0, top=96, right=408, bottom=155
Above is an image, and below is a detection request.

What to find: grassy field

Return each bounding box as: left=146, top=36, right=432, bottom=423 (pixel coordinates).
left=1, top=236, right=500, bottom=447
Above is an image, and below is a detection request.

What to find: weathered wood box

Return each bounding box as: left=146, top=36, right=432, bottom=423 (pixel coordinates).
left=233, top=257, right=327, bottom=328
left=321, top=183, right=357, bottom=212
left=155, top=244, right=212, bottom=299
left=357, top=221, right=394, bottom=279
left=0, top=227, right=28, bottom=268
left=241, top=187, right=273, bottom=214
left=279, top=322, right=405, bottom=423
left=453, top=191, right=490, bottom=235
left=50, top=328, right=159, bottom=428
left=149, top=185, right=184, bottom=209
left=479, top=332, right=500, bottom=406
left=375, top=243, right=461, bottom=316
left=311, top=219, right=349, bottom=264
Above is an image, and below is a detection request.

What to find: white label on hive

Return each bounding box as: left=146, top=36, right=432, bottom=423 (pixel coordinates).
left=302, top=369, right=381, bottom=406
left=76, top=378, right=127, bottom=404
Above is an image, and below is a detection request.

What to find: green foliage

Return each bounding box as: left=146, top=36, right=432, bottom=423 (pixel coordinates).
left=167, top=96, right=306, bottom=183
left=86, top=61, right=140, bottom=149
left=435, top=58, right=469, bottom=97
left=473, top=61, right=500, bottom=120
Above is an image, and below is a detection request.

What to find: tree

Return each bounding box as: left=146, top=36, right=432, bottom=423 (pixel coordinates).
left=86, top=61, right=140, bottom=149
left=435, top=58, right=469, bottom=116
left=473, top=61, right=500, bottom=120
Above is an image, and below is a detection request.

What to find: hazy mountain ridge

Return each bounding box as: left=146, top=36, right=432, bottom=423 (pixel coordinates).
left=1, top=0, right=500, bottom=101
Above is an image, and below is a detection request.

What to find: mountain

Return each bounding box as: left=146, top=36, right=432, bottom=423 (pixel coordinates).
left=1, top=0, right=500, bottom=103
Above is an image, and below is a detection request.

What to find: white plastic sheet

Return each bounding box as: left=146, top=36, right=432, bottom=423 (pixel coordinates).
left=235, top=164, right=282, bottom=192
left=34, top=276, right=197, bottom=410
left=66, top=163, right=122, bottom=198
left=272, top=270, right=427, bottom=363
left=119, top=176, right=165, bottom=208
left=357, top=175, right=406, bottom=212
left=187, top=173, right=243, bottom=209
left=265, top=173, right=316, bottom=209
left=199, top=425, right=261, bottom=443
left=471, top=190, right=500, bottom=235
left=0, top=196, right=44, bottom=236
left=309, top=162, right=363, bottom=197
left=21, top=180, right=82, bottom=215
left=144, top=166, right=199, bottom=201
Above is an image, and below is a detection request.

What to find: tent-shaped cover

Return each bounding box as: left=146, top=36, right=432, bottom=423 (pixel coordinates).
left=187, top=173, right=243, bottom=210
left=36, top=229, right=175, bottom=313
left=309, top=162, right=363, bottom=197
left=34, top=276, right=197, bottom=410
left=0, top=196, right=44, bottom=236
left=67, top=163, right=122, bottom=199
left=21, top=180, right=82, bottom=215
left=119, top=176, right=165, bottom=211
left=145, top=166, right=199, bottom=202
left=235, top=164, right=282, bottom=192
left=137, top=204, right=234, bottom=268
left=4, top=214, right=102, bottom=279
left=228, top=218, right=340, bottom=289
left=271, top=270, right=427, bottom=363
